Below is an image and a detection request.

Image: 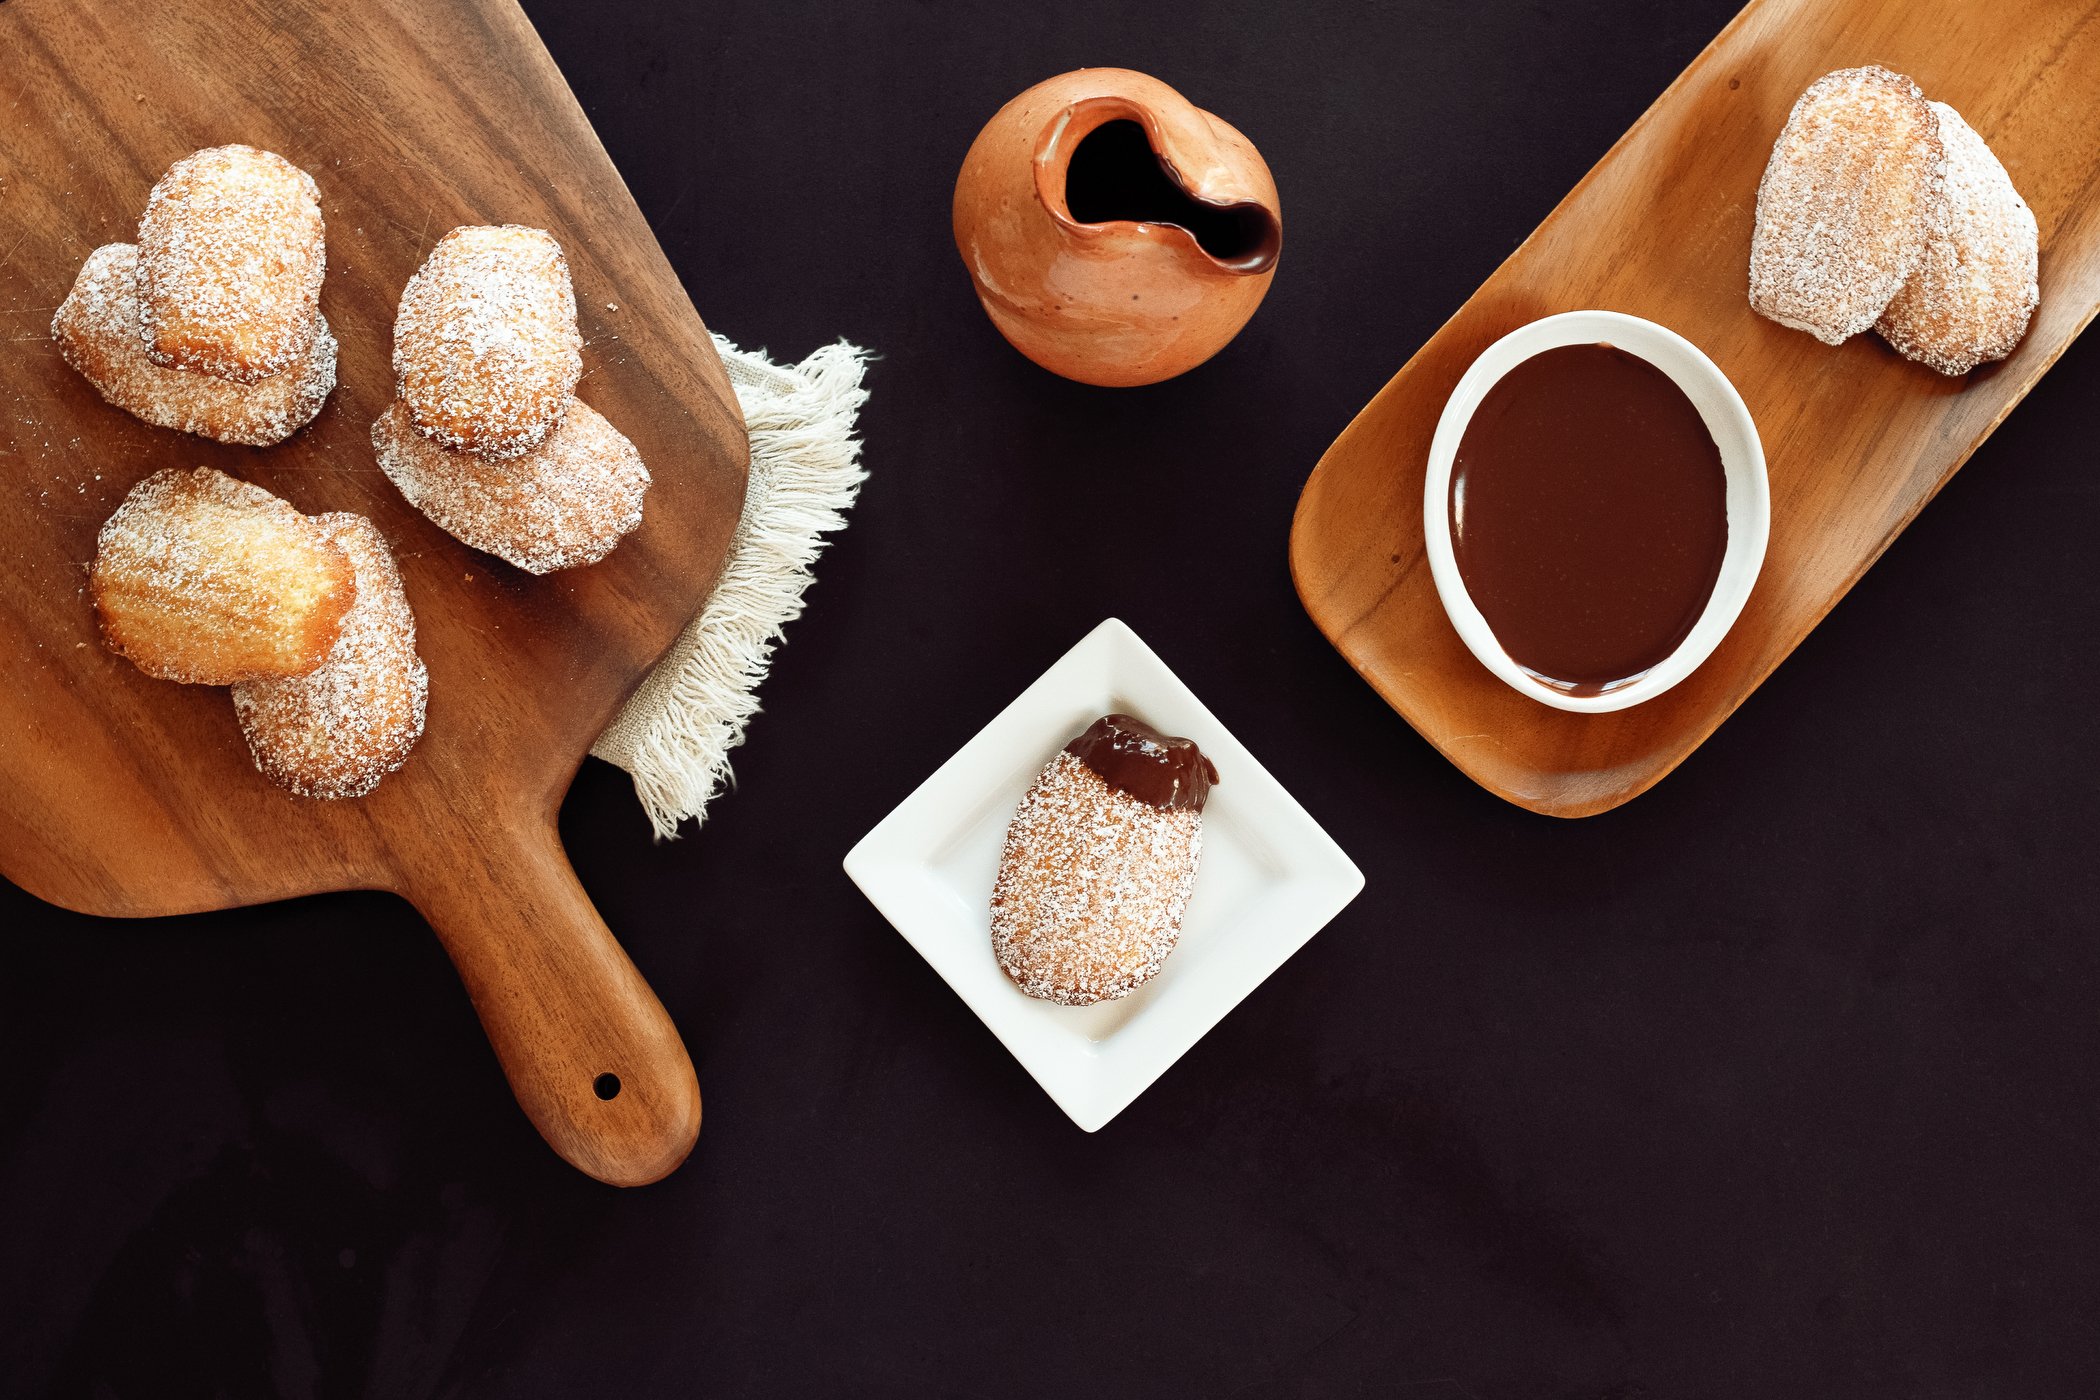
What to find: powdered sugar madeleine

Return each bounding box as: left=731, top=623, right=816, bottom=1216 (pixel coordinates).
left=1749, top=66, right=1946, bottom=345
left=136, top=145, right=327, bottom=383
left=393, top=225, right=583, bottom=460
left=1877, top=102, right=2040, bottom=375
left=372, top=396, right=649, bottom=574
left=991, top=714, right=1219, bottom=1007
left=54, top=244, right=336, bottom=447
left=92, top=467, right=354, bottom=686
left=233, top=514, right=428, bottom=800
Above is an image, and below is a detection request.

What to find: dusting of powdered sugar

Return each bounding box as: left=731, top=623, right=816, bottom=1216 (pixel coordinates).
left=1876, top=102, right=2040, bottom=375
left=372, top=396, right=648, bottom=573
left=232, top=513, right=427, bottom=800
left=1749, top=65, right=1948, bottom=344
left=135, top=145, right=327, bottom=383
left=54, top=244, right=336, bottom=446
left=90, top=466, right=354, bottom=685
left=392, top=225, right=582, bottom=460
left=989, top=751, right=1203, bottom=1006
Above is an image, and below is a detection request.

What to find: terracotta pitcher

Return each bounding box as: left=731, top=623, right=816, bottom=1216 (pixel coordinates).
left=953, top=68, right=1282, bottom=387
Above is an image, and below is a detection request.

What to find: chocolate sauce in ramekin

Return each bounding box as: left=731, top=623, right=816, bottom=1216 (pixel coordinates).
left=1066, top=714, right=1218, bottom=811
left=1450, top=343, right=1729, bottom=696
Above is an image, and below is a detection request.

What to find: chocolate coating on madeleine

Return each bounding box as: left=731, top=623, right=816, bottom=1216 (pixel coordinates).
left=1065, top=713, right=1219, bottom=811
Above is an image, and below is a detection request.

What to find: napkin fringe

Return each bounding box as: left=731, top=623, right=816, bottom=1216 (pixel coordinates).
left=591, top=336, right=871, bottom=838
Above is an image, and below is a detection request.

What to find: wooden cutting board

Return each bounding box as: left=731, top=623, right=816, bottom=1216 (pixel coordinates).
left=0, top=0, right=750, bottom=1185
left=1291, top=0, right=2100, bottom=817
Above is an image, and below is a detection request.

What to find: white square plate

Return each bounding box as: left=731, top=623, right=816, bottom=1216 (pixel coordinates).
left=843, top=617, right=1365, bottom=1130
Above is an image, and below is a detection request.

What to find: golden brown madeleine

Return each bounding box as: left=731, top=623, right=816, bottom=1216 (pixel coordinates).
left=233, top=514, right=428, bottom=799
left=54, top=245, right=336, bottom=447
left=1749, top=66, right=1946, bottom=345
left=91, top=467, right=354, bottom=685
left=136, top=145, right=327, bottom=383
left=372, top=396, right=648, bottom=574
left=392, top=225, right=583, bottom=460
left=990, top=715, right=1217, bottom=1006
left=1877, top=103, right=2040, bottom=375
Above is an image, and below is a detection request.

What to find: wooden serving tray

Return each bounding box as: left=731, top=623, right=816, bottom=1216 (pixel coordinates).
left=1290, top=0, right=2100, bottom=817
left=0, top=0, right=750, bottom=1183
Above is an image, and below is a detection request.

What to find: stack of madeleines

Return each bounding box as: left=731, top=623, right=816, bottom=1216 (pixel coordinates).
left=92, top=465, right=427, bottom=800
left=52, top=145, right=338, bottom=446
left=1748, top=65, right=2040, bottom=375
left=372, top=224, right=651, bottom=574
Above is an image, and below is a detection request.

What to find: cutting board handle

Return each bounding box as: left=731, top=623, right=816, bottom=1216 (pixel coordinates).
left=400, top=822, right=700, bottom=1186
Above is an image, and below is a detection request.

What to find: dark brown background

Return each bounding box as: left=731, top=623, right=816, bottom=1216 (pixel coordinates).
left=5, top=0, right=2099, bottom=1395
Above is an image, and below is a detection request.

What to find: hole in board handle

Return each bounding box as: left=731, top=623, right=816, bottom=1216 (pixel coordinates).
left=593, top=1072, right=621, bottom=1101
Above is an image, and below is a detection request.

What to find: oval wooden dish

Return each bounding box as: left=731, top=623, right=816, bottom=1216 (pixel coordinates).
left=0, top=0, right=750, bottom=1185
left=1291, top=0, right=2100, bottom=818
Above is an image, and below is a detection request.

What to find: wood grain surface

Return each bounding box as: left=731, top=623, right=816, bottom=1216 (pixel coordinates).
left=1290, top=0, right=2100, bottom=817
left=0, top=0, right=749, bottom=1183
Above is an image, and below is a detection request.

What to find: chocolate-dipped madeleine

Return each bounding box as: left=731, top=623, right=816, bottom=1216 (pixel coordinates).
left=990, top=714, right=1219, bottom=1006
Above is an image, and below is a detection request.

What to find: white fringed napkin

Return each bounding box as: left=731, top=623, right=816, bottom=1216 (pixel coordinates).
left=590, top=335, right=870, bottom=837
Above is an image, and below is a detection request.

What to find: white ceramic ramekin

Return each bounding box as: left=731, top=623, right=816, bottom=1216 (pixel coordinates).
left=1422, top=310, right=1769, bottom=714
